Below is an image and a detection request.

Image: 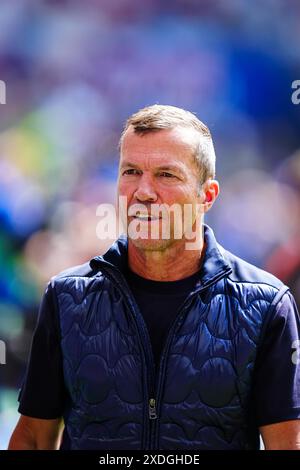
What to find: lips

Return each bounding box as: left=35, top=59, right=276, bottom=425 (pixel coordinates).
left=132, top=214, right=161, bottom=221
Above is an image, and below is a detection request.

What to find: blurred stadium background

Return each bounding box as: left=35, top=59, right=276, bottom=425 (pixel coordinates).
left=0, top=0, right=300, bottom=449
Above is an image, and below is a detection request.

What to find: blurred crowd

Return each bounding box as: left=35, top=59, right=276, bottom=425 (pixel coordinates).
left=0, top=0, right=300, bottom=449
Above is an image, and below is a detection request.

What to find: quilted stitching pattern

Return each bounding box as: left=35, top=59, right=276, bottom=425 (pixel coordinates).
left=56, top=276, right=144, bottom=450
left=159, top=280, right=274, bottom=449
left=51, top=225, right=286, bottom=450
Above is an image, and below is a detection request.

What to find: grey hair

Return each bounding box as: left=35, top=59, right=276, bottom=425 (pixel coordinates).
left=119, top=104, right=216, bottom=185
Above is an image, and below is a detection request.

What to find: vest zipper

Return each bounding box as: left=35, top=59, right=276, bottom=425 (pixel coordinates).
left=98, top=262, right=232, bottom=451
left=98, top=264, right=157, bottom=450
left=149, top=398, right=157, bottom=419
left=149, top=397, right=158, bottom=449
left=152, top=267, right=233, bottom=449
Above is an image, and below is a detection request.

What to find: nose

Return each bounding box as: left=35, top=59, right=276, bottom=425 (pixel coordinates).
left=134, top=174, right=158, bottom=202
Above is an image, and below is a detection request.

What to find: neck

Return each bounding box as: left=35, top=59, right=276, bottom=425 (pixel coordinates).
left=127, top=236, right=205, bottom=281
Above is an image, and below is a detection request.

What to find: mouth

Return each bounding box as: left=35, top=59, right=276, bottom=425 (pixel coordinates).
left=132, top=214, right=162, bottom=221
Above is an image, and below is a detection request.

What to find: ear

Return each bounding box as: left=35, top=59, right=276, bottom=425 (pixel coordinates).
left=200, top=179, right=219, bottom=213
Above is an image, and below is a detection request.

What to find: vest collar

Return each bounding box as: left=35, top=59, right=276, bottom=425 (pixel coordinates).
left=90, top=224, right=232, bottom=286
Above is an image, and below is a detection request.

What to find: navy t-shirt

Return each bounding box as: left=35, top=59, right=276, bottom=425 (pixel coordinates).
left=18, top=270, right=300, bottom=448
left=126, top=267, right=203, bottom=374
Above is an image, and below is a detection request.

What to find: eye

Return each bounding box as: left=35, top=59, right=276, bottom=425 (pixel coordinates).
left=159, top=172, right=176, bottom=178
left=122, top=169, right=140, bottom=175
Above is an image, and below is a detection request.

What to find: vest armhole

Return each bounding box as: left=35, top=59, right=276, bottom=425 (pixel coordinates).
left=49, top=280, right=63, bottom=342
left=256, top=285, right=290, bottom=353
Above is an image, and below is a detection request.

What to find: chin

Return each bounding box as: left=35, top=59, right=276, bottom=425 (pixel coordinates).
left=128, top=236, right=175, bottom=252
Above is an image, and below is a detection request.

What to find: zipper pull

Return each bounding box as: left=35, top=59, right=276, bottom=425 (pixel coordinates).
left=149, top=398, right=157, bottom=419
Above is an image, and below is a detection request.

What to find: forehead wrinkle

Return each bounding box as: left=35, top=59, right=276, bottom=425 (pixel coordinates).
left=120, top=159, right=188, bottom=176
left=120, top=127, right=200, bottom=176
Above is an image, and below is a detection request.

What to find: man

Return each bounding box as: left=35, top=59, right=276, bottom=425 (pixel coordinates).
left=9, top=105, right=300, bottom=450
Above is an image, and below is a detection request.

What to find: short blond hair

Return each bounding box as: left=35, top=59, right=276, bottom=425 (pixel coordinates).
left=119, top=104, right=216, bottom=184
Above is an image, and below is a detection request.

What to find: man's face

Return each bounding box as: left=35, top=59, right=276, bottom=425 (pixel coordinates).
left=117, top=126, right=204, bottom=251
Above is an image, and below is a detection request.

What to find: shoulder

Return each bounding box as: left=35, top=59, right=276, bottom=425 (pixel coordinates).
left=51, top=261, right=97, bottom=281
left=46, top=260, right=110, bottom=310
left=219, top=244, right=285, bottom=289
left=218, top=244, right=289, bottom=308
left=48, top=260, right=104, bottom=298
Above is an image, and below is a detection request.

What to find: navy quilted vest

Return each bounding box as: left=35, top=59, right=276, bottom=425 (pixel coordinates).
left=52, top=225, right=287, bottom=450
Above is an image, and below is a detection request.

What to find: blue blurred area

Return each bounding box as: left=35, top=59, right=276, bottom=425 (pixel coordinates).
left=0, top=0, right=300, bottom=449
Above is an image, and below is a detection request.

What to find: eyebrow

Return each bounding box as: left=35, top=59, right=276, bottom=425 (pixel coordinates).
left=119, top=161, right=140, bottom=169
left=120, top=161, right=186, bottom=176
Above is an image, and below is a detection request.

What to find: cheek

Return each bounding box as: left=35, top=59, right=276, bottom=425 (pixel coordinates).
left=118, top=180, right=133, bottom=197
left=163, top=187, right=196, bottom=206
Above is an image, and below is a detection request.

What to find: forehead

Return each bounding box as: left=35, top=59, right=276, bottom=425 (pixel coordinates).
left=120, top=126, right=199, bottom=168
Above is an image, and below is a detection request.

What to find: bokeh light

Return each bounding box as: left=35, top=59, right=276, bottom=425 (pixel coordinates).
left=0, top=0, right=299, bottom=449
